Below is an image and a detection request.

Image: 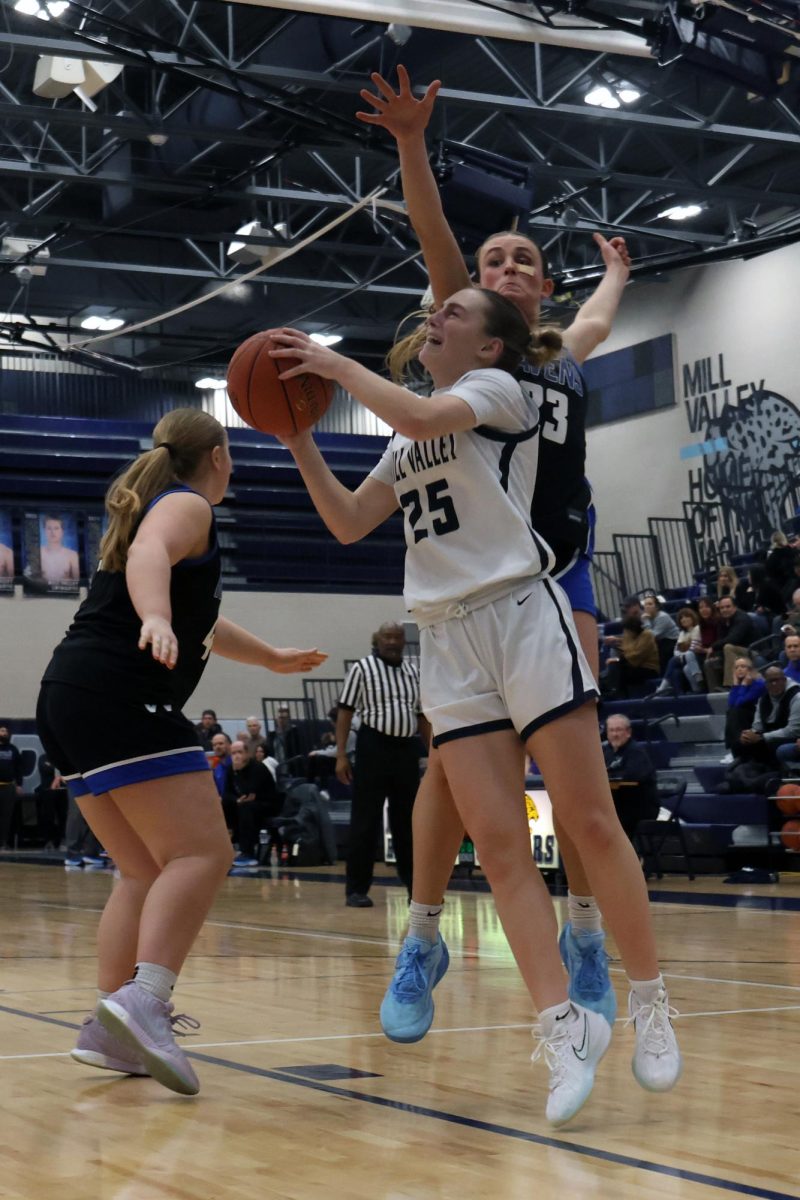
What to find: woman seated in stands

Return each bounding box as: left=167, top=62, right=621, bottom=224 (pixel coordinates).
left=716, top=565, right=739, bottom=601
left=641, top=593, right=679, bottom=672
left=602, top=614, right=659, bottom=699
left=722, top=656, right=766, bottom=761
left=696, top=595, right=719, bottom=659
left=655, top=606, right=705, bottom=696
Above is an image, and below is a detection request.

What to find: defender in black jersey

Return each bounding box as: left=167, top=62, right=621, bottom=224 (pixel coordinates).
left=36, top=407, right=326, bottom=1096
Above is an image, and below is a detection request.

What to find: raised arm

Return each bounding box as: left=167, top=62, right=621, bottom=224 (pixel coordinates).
left=281, top=429, right=399, bottom=545
left=561, top=233, right=631, bottom=365
left=269, top=328, right=476, bottom=440
left=357, top=65, right=471, bottom=306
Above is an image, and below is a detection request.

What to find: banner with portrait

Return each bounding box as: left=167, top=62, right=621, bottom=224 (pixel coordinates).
left=22, top=510, right=81, bottom=595
left=0, top=509, right=14, bottom=594
left=84, top=512, right=109, bottom=578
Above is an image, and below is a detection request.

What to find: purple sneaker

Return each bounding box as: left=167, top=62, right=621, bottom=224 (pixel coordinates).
left=71, top=1014, right=149, bottom=1076
left=97, top=982, right=201, bottom=1096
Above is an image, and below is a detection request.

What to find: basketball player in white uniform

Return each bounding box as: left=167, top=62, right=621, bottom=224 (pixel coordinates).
left=268, top=286, right=681, bottom=1127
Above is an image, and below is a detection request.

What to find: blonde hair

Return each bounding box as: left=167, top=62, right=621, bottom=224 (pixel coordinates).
left=716, top=565, right=739, bottom=597
left=771, top=530, right=788, bottom=548
left=99, top=407, right=226, bottom=572
left=386, top=301, right=563, bottom=384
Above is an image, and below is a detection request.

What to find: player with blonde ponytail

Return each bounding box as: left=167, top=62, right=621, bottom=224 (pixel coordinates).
left=36, top=406, right=326, bottom=1097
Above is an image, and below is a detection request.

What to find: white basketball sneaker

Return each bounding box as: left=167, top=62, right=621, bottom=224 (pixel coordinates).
left=628, top=986, right=682, bottom=1092
left=531, top=1003, right=612, bottom=1126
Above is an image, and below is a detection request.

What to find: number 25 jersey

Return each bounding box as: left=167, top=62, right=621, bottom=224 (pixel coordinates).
left=370, top=368, right=555, bottom=620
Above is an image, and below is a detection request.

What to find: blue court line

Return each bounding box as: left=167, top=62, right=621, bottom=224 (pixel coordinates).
left=1, top=1000, right=797, bottom=1200
left=647, top=889, right=800, bottom=913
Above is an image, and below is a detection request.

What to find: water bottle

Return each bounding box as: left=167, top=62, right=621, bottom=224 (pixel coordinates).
left=258, top=829, right=268, bottom=846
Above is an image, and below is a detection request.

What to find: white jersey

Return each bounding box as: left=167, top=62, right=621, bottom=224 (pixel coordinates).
left=370, top=368, right=555, bottom=619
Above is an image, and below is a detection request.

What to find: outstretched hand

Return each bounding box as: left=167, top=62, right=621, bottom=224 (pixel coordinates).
left=268, top=327, right=344, bottom=382
left=268, top=647, right=329, bottom=675
left=356, top=64, right=441, bottom=141
left=593, top=232, right=632, bottom=275
left=138, top=615, right=178, bottom=669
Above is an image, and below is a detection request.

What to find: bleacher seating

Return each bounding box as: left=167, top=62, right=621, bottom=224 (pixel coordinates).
left=0, top=413, right=406, bottom=594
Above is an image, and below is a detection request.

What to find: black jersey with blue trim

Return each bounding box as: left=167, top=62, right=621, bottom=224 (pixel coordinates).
left=516, top=352, right=592, bottom=556
left=42, top=487, right=222, bottom=709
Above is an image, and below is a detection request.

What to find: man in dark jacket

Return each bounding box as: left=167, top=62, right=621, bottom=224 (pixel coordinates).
left=230, top=739, right=281, bottom=866
left=740, top=667, right=800, bottom=770
left=704, top=596, right=755, bottom=691
left=603, top=714, right=658, bottom=843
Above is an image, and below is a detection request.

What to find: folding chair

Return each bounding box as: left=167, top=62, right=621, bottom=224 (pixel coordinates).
left=635, top=776, right=695, bottom=880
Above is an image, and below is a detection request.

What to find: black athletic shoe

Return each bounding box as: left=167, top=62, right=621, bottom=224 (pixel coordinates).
left=346, top=893, right=374, bottom=908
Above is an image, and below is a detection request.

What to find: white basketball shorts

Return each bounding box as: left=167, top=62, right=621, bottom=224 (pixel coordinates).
left=420, top=576, right=598, bottom=748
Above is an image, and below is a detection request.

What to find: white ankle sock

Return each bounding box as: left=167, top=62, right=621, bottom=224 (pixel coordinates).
left=567, top=893, right=603, bottom=935
left=408, top=899, right=444, bottom=943
left=628, top=975, right=664, bottom=1006
left=134, top=962, right=177, bottom=1003
left=539, top=1000, right=576, bottom=1035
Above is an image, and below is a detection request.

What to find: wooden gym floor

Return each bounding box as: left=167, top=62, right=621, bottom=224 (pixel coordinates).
left=1, top=862, right=799, bottom=1200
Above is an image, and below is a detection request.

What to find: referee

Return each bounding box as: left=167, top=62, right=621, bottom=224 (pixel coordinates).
left=336, top=622, right=427, bottom=908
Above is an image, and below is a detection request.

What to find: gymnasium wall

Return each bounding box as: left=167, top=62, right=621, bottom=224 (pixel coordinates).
left=2, top=589, right=407, bottom=720
left=586, top=239, right=800, bottom=558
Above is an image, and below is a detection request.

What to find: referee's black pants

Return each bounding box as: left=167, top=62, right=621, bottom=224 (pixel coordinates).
left=346, top=725, right=419, bottom=898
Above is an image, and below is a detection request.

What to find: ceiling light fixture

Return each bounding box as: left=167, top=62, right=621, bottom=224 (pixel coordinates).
left=80, top=315, right=124, bottom=331
left=617, top=87, right=641, bottom=104
left=657, top=204, right=703, bottom=221
left=584, top=85, right=621, bottom=110
left=309, top=333, right=342, bottom=347
left=195, top=377, right=228, bottom=391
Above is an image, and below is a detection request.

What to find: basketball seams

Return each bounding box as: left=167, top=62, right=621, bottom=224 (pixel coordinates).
left=226, top=330, right=332, bottom=436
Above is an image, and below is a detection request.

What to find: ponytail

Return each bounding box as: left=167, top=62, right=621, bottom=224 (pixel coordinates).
left=99, top=407, right=225, bottom=572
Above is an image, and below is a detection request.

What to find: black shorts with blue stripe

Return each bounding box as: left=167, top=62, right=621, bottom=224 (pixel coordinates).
left=36, top=682, right=209, bottom=798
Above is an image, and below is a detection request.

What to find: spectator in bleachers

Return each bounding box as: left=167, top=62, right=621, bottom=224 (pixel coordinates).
left=782, top=561, right=800, bottom=609
left=238, top=716, right=268, bottom=757
left=779, top=588, right=800, bottom=637
left=696, top=596, right=719, bottom=653
left=733, top=565, right=783, bottom=635
left=722, top=656, right=766, bottom=763
left=35, top=751, right=68, bottom=849
left=737, top=666, right=800, bottom=772
left=766, top=531, right=797, bottom=591
left=642, top=593, right=679, bottom=672
left=603, top=714, right=659, bottom=843
left=704, top=595, right=755, bottom=691
left=0, top=540, right=13, bottom=578
left=781, top=634, right=800, bottom=685
left=621, top=594, right=643, bottom=619
left=210, top=732, right=233, bottom=791
left=655, top=607, right=704, bottom=695
left=194, top=708, right=222, bottom=751
left=716, top=566, right=739, bottom=601
left=266, top=706, right=304, bottom=783
left=0, top=724, right=23, bottom=850
left=603, top=614, right=659, bottom=699
left=229, top=739, right=282, bottom=867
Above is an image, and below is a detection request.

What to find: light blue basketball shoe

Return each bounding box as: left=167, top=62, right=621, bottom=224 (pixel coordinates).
left=380, top=934, right=450, bottom=1043
left=558, top=923, right=617, bottom=1026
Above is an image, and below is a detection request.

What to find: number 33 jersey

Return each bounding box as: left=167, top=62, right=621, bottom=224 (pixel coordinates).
left=370, top=368, right=555, bottom=619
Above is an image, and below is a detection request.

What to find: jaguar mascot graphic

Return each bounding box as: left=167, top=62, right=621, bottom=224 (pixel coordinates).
left=702, top=389, right=800, bottom=541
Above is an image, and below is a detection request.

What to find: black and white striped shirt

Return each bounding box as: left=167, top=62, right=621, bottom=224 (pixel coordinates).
left=339, top=653, right=420, bottom=740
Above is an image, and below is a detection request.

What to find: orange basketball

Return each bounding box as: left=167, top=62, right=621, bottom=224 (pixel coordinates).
left=776, top=783, right=800, bottom=816
left=780, top=819, right=800, bottom=851
left=226, top=330, right=332, bottom=437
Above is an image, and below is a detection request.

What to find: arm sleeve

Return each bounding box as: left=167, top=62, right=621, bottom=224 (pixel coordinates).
left=338, top=661, right=364, bottom=712
left=622, top=744, right=655, bottom=784
left=445, top=369, right=532, bottom=432
left=368, top=438, right=396, bottom=486
left=13, top=746, right=23, bottom=786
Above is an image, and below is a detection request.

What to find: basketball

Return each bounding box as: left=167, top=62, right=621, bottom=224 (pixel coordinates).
left=780, top=819, right=800, bottom=851
left=776, top=783, right=800, bottom=816
left=226, top=330, right=333, bottom=437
